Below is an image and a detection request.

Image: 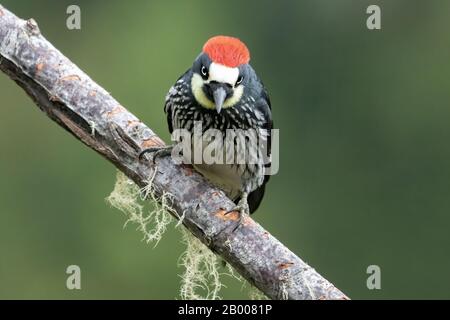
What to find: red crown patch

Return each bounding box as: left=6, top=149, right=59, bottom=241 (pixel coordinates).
left=202, top=36, right=250, bottom=68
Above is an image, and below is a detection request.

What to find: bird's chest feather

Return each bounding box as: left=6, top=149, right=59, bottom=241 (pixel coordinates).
left=194, top=163, right=243, bottom=200
left=167, top=87, right=267, bottom=197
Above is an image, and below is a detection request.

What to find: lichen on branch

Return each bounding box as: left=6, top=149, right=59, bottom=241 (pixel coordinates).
left=106, top=170, right=173, bottom=246
left=106, top=171, right=268, bottom=300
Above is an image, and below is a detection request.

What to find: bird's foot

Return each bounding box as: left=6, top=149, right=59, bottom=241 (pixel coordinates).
left=225, top=195, right=250, bottom=231
left=139, top=145, right=174, bottom=164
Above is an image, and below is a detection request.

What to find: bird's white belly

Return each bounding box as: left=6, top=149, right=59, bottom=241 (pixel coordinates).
left=193, top=163, right=242, bottom=200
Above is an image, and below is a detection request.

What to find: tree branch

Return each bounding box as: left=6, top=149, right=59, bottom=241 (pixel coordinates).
left=0, top=5, right=348, bottom=300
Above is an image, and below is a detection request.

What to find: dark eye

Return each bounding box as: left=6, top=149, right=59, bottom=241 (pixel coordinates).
left=236, top=75, right=244, bottom=85
left=201, top=65, right=208, bottom=79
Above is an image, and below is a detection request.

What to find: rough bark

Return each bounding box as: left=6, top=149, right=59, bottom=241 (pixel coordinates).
left=0, top=5, right=349, bottom=300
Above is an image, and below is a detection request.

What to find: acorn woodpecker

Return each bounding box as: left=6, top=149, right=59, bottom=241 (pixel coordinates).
left=141, top=36, right=273, bottom=224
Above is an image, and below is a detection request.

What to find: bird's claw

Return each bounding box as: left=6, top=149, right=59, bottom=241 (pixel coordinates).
left=225, top=200, right=250, bottom=232
left=139, top=145, right=173, bottom=164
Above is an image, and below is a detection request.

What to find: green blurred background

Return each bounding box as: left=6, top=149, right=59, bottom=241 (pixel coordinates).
left=1, top=0, right=449, bottom=299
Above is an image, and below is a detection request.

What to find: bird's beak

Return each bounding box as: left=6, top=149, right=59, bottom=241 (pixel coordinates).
left=213, top=87, right=226, bottom=114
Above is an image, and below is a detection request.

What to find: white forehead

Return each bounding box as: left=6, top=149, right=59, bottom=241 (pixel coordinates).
left=208, top=62, right=239, bottom=85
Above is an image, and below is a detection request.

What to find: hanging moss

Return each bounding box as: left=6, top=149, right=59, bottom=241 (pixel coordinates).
left=106, top=170, right=269, bottom=300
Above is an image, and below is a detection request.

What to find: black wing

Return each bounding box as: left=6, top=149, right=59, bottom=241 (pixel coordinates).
left=248, top=87, right=273, bottom=214
left=164, top=69, right=191, bottom=134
